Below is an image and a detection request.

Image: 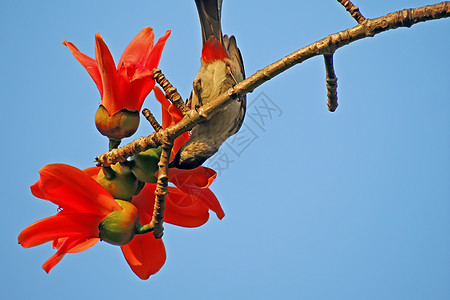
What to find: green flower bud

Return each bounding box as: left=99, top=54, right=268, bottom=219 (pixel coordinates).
left=99, top=200, right=139, bottom=245
left=95, top=105, right=140, bottom=140
left=131, top=147, right=162, bottom=183
left=97, top=163, right=139, bottom=201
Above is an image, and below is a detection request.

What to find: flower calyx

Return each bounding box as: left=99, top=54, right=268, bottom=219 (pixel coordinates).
left=98, top=200, right=140, bottom=245
left=95, top=104, right=140, bottom=141
left=130, top=147, right=162, bottom=183
left=96, top=163, right=140, bottom=201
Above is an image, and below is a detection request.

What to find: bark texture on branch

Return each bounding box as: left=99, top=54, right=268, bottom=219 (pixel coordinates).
left=153, top=68, right=188, bottom=114
left=142, top=108, right=163, bottom=132
left=95, top=131, right=164, bottom=166
left=150, top=140, right=172, bottom=238
left=337, top=0, right=366, bottom=23
left=324, top=54, right=338, bottom=112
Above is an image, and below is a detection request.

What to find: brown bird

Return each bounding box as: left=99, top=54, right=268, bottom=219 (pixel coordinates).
left=170, top=0, right=246, bottom=169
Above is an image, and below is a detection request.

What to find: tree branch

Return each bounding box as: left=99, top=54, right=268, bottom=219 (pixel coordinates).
left=324, top=54, right=338, bottom=112
left=153, top=68, right=189, bottom=114
left=95, top=132, right=163, bottom=166
left=150, top=140, right=172, bottom=238
left=142, top=108, right=163, bottom=132
left=95, top=1, right=450, bottom=167
left=337, top=0, right=366, bottom=23
left=133, top=140, right=173, bottom=238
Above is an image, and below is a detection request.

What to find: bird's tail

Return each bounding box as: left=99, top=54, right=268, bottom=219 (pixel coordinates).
left=195, top=0, right=223, bottom=45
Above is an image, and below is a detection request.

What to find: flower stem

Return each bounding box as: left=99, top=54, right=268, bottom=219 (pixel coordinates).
left=102, top=166, right=116, bottom=180
left=135, top=223, right=154, bottom=235
left=109, top=139, right=121, bottom=150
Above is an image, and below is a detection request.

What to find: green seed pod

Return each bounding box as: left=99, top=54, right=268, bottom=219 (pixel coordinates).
left=97, top=163, right=139, bottom=201
left=131, top=147, right=162, bottom=183
left=95, top=104, right=140, bottom=140
left=98, top=200, right=139, bottom=245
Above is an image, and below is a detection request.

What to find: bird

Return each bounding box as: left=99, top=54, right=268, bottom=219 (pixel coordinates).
left=170, top=0, right=246, bottom=169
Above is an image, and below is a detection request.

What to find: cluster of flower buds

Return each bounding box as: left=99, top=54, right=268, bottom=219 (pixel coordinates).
left=18, top=28, right=223, bottom=280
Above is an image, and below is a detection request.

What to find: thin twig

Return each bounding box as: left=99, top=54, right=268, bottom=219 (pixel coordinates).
left=337, top=0, right=366, bottom=23
left=153, top=68, right=189, bottom=114
left=142, top=108, right=163, bottom=132
left=149, top=140, right=173, bottom=238
left=95, top=2, right=450, bottom=166
left=324, top=54, right=338, bottom=112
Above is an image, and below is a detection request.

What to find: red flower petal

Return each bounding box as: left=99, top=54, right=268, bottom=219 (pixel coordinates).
left=95, top=33, right=121, bottom=114
left=195, top=187, right=225, bottom=220
left=172, top=132, right=189, bottom=161
left=126, top=62, right=153, bottom=82
left=118, top=27, right=155, bottom=69
left=169, top=182, right=224, bottom=220
left=33, top=164, right=120, bottom=215
left=167, top=104, right=184, bottom=123
left=168, top=167, right=224, bottom=219
left=161, top=108, right=173, bottom=129
left=63, top=40, right=103, bottom=96
left=153, top=86, right=184, bottom=125
left=165, top=187, right=211, bottom=227
left=153, top=86, right=188, bottom=158
left=118, top=64, right=154, bottom=111
left=42, top=237, right=96, bottom=273
left=169, top=167, right=217, bottom=189
left=121, top=234, right=166, bottom=280
left=52, top=237, right=99, bottom=253
left=30, top=182, right=46, bottom=200
left=18, top=213, right=103, bottom=248
left=130, top=184, right=154, bottom=224
left=153, top=86, right=171, bottom=112
left=133, top=183, right=210, bottom=227
left=83, top=166, right=101, bottom=180
left=146, top=30, right=171, bottom=70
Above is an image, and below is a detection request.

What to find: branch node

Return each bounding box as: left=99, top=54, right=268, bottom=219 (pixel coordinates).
left=142, top=108, right=163, bottom=132
left=337, top=0, right=366, bottom=24
left=323, top=54, right=338, bottom=112
left=153, top=68, right=189, bottom=114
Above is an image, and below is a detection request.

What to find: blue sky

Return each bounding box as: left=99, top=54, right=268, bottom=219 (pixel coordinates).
left=1, top=0, right=449, bottom=299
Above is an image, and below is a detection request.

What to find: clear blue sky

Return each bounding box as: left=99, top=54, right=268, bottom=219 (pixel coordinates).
left=1, top=0, right=449, bottom=299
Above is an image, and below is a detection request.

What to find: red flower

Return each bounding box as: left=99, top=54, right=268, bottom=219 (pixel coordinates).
left=64, top=27, right=170, bottom=115
left=18, top=164, right=165, bottom=280
left=134, top=166, right=224, bottom=228
left=86, top=165, right=223, bottom=277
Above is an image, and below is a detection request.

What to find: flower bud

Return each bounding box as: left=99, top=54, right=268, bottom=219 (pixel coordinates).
left=131, top=147, right=162, bottom=183
left=98, top=200, right=139, bottom=245
left=97, top=163, right=139, bottom=201
left=95, top=105, right=140, bottom=140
